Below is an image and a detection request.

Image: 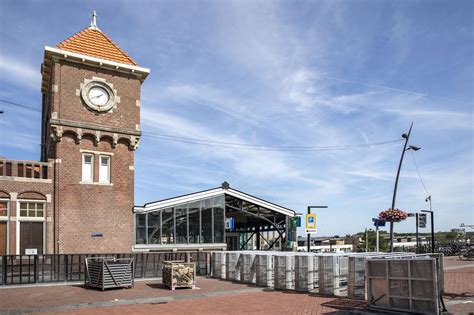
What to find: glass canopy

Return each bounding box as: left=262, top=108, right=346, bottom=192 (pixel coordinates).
left=136, top=194, right=225, bottom=245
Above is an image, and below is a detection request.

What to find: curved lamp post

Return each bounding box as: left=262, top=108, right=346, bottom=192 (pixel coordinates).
left=389, top=122, right=421, bottom=252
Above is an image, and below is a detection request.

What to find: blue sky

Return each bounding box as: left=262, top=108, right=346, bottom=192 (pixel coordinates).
left=0, top=0, right=472, bottom=237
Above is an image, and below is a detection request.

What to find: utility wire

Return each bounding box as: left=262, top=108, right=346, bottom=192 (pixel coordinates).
left=409, top=149, right=430, bottom=195
left=143, top=132, right=402, bottom=151
left=1, top=98, right=403, bottom=152
left=0, top=99, right=41, bottom=112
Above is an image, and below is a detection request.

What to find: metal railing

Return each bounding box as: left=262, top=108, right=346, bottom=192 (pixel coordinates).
left=0, top=159, right=50, bottom=180
left=0, top=252, right=211, bottom=286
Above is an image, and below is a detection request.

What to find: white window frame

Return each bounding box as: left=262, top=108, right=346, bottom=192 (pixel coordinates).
left=99, top=155, right=111, bottom=184
left=82, top=153, right=94, bottom=183
left=16, top=200, right=46, bottom=255
left=18, top=201, right=46, bottom=219
left=0, top=198, right=9, bottom=255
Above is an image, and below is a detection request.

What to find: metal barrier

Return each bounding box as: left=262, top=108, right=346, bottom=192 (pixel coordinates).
left=0, top=252, right=211, bottom=286
left=367, top=257, right=443, bottom=314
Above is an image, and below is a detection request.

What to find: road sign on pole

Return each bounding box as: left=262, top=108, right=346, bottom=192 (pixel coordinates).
left=292, top=216, right=301, bottom=228
left=372, top=218, right=386, bottom=227
left=418, top=213, right=427, bottom=228
left=305, top=214, right=317, bottom=233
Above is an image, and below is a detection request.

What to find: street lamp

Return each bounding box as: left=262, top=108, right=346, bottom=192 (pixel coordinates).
left=306, top=205, right=328, bottom=252
left=389, top=122, right=421, bottom=252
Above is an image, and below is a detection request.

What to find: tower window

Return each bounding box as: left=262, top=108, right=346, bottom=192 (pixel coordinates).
left=82, top=154, right=94, bottom=182
left=99, top=155, right=110, bottom=183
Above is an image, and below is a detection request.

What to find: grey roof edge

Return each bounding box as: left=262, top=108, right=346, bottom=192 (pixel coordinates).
left=134, top=185, right=295, bottom=217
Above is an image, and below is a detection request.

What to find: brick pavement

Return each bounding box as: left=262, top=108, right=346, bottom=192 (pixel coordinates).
left=439, top=257, right=474, bottom=315
left=443, top=256, right=474, bottom=270
left=0, top=257, right=473, bottom=314
left=444, top=267, right=474, bottom=296
left=59, top=291, right=367, bottom=315
left=0, top=278, right=258, bottom=311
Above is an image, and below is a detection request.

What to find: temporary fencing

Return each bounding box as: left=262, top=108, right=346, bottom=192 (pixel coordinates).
left=210, top=249, right=444, bottom=315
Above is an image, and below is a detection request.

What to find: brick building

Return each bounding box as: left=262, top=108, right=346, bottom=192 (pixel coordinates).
left=0, top=13, right=149, bottom=255
left=1, top=13, right=297, bottom=255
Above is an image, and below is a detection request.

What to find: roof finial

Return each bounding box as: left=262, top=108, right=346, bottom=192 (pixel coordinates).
left=89, top=10, right=100, bottom=31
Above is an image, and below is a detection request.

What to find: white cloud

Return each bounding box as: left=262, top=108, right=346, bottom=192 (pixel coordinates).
left=0, top=54, right=40, bottom=91
left=385, top=108, right=473, bottom=130
left=144, top=83, right=261, bottom=126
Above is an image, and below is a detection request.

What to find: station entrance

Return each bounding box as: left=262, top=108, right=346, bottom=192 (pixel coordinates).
left=134, top=182, right=296, bottom=252
left=224, top=193, right=289, bottom=251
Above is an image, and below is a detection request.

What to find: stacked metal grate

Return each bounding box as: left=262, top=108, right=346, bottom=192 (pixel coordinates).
left=225, top=251, right=242, bottom=281
left=85, top=257, right=134, bottom=290
left=211, top=252, right=226, bottom=279
left=256, top=253, right=274, bottom=287
left=241, top=252, right=257, bottom=284
left=295, top=253, right=315, bottom=292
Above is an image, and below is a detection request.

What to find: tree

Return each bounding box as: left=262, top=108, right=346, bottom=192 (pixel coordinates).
left=359, top=229, right=389, bottom=252
left=445, top=231, right=458, bottom=240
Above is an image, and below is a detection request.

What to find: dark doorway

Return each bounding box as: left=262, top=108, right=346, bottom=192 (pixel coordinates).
left=20, top=222, right=43, bottom=255
left=226, top=233, right=239, bottom=250
left=0, top=222, right=6, bottom=255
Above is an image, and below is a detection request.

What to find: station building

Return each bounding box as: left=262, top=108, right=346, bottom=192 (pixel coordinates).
left=0, top=14, right=296, bottom=255
left=134, top=182, right=296, bottom=252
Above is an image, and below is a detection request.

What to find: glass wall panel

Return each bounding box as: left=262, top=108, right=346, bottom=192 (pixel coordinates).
left=201, top=198, right=213, bottom=243
left=161, top=207, right=174, bottom=244
left=136, top=214, right=147, bottom=244
left=175, top=204, right=188, bottom=244
left=188, top=201, right=200, bottom=243
left=213, top=195, right=225, bottom=243
left=147, top=211, right=160, bottom=244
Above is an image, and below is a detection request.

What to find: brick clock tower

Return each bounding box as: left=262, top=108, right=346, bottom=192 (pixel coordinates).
left=40, top=12, right=149, bottom=253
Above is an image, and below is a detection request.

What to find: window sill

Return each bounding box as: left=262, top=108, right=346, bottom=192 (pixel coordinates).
left=17, top=217, right=46, bottom=222
left=79, top=181, right=113, bottom=186
left=133, top=243, right=227, bottom=251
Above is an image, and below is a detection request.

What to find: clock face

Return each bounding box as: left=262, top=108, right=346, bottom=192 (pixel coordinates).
left=80, top=79, right=116, bottom=112
left=88, top=86, right=110, bottom=106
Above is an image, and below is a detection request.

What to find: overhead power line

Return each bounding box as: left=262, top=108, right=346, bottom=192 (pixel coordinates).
left=409, top=149, right=430, bottom=195
left=1, top=98, right=403, bottom=152
left=0, top=99, right=41, bottom=112
left=142, top=131, right=402, bottom=151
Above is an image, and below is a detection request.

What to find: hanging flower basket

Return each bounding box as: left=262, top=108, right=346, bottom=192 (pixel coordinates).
left=379, top=208, right=408, bottom=223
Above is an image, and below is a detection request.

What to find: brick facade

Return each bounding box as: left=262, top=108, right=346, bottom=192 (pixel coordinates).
left=0, top=162, right=54, bottom=255
left=46, top=60, right=141, bottom=254
left=0, top=21, right=149, bottom=255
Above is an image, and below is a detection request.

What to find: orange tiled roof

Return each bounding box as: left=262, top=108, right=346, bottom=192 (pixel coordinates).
left=57, top=27, right=137, bottom=66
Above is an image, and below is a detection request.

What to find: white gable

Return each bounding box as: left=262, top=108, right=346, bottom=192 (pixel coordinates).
left=135, top=187, right=295, bottom=217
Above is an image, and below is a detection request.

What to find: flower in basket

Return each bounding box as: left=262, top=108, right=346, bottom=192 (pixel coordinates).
left=379, top=208, right=408, bottom=222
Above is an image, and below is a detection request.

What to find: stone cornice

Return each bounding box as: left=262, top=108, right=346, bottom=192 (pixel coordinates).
left=49, top=118, right=141, bottom=136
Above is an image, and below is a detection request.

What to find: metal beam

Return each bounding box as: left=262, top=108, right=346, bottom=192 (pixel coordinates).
left=268, top=233, right=283, bottom=250
left=240, top=231, right=256, bottom=250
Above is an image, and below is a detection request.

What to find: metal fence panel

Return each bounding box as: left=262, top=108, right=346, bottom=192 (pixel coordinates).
left=256, top=253, right=273, bottom=287
left=295, top=254, right=314, bottom=292
left=211, top=252, right=226, bottom=279
left=318, top=255, right=340, bottom=295
left=225, top=251, right=241, bottom=281
left=367, top=258, right=440, bottom=315
left=241, top=252, right=257, bottom=284
left=1, top=252, right=211, bottom=286
left=274, top=254, right=294, bottom=290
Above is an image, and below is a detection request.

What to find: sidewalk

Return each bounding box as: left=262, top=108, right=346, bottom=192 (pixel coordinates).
left=0, top=257, right=472, bottom=314
left=0, top=278, right=367, bottom=315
